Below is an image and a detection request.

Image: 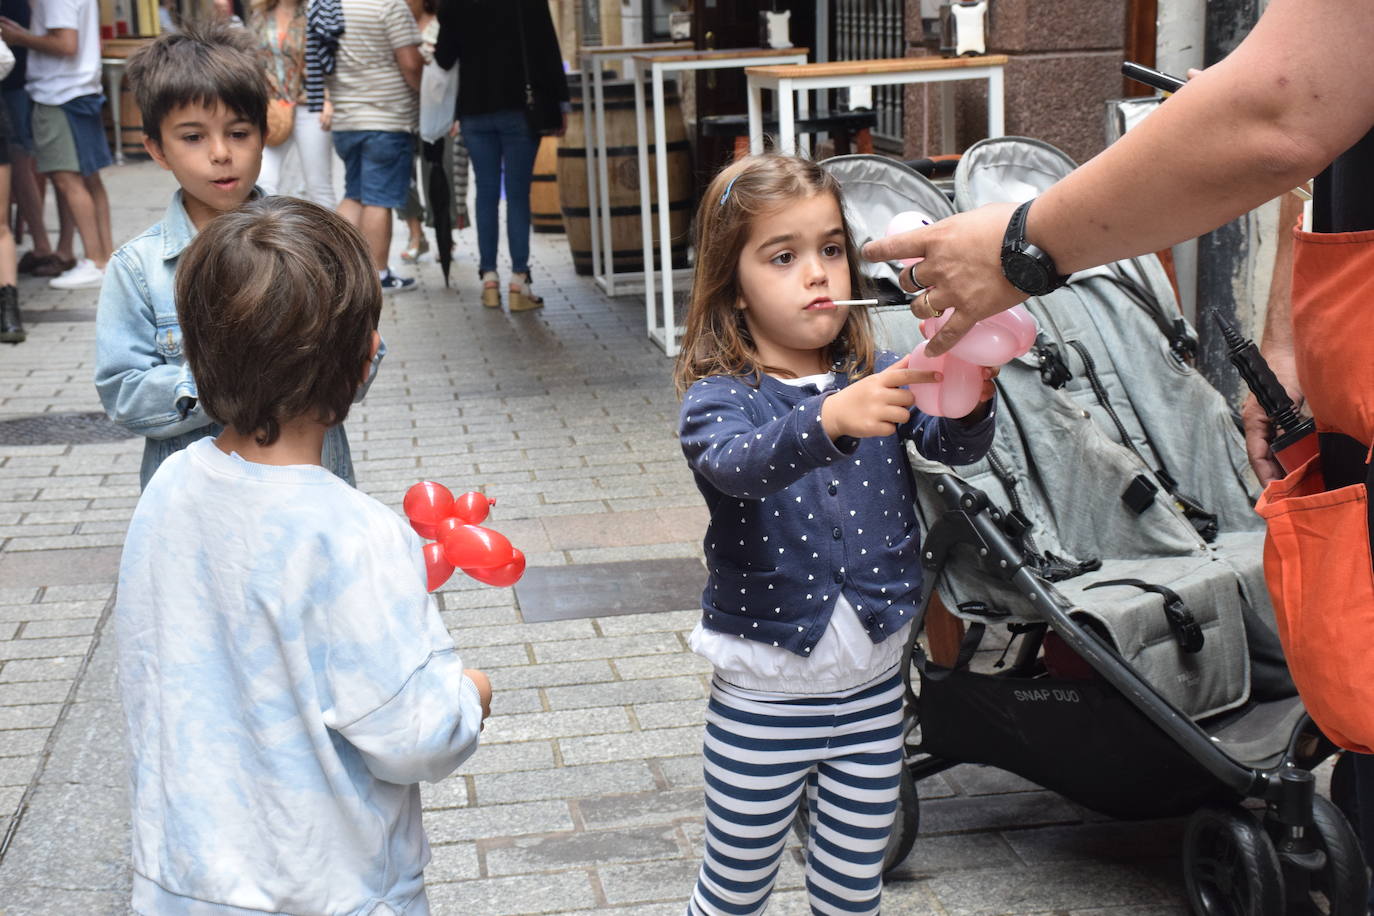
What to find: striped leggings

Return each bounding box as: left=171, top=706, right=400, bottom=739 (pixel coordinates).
left=687, top=671, right=905, bottom=916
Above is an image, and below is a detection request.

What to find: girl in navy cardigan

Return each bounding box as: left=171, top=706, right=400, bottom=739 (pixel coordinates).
left=674, top=155, right=996, bottom=916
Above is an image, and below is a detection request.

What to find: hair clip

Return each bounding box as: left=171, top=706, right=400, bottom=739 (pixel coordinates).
left=719, top=173, right=741, bottom=207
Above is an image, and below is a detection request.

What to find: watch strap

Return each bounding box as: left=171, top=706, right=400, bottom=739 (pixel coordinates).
left=1003, top=198, right=1067, bottom=294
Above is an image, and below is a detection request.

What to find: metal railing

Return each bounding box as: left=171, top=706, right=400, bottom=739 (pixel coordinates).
left=832, top=0, right=907, bottom=146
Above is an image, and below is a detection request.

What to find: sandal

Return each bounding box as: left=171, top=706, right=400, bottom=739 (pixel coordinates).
left=481, top=270, right=501, bottom=308
left=508, top=272, right=544, bottom=312
left=400, top=237, right=430, bottom=264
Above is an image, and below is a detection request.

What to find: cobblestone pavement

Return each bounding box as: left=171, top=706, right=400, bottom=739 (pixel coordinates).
left=0, top=160, right=1202, bottom=915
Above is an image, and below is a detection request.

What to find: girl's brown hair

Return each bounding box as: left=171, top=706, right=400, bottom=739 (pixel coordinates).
left=672, top=154, right=876, bottom=396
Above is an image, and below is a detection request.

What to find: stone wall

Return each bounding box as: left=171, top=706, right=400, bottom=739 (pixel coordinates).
left=903, top=0, right=1127, bottom=166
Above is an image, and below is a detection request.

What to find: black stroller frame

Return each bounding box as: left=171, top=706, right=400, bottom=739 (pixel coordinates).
left=810, top=146, right=1369, bottom=914
left=901, top=473, right=1360, bottom=914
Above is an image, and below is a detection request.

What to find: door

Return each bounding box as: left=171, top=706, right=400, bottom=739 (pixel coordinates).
left=691, top=1, right=817, bottom=188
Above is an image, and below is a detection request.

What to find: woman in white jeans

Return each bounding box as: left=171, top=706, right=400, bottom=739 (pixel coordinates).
left=249, top=0, right=335, bottom=207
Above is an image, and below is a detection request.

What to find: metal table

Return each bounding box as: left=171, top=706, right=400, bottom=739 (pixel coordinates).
left=578, top=41, right=692, bottom=296
left=631, top=47, right=809, bottom=357
left=746, top=55, right=1008, bottom=157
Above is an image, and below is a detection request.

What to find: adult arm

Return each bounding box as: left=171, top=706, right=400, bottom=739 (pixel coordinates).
left=0, top=21, right=75, bottom=56
left=863, top=0, right=1374, bottom=356
left=384, top=0, right=424, bottom=92
left=432, top=2, right=460, bottom=71
left=395, top=43, right=422, bottom=93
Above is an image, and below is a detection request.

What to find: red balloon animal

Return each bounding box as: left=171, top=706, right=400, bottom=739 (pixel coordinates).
left=403, top=481, right=526, bottom=592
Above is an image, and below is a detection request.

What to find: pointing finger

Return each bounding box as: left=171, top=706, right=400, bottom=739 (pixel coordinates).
left=862, top=225, right=932, bottom=264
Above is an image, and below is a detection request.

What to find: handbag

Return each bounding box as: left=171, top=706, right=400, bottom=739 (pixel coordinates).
left=419, top=59, right=459, bottom=144
left=265, top=98, right=295, bottom=147
left=263, top=18, right=297, bottom=147
left=514, top=1, right=561, bottom=136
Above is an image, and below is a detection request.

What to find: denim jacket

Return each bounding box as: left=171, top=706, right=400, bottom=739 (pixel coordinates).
left=94, top=190, right=384, bottom=489
left=678, top=350, right=995, bottom=656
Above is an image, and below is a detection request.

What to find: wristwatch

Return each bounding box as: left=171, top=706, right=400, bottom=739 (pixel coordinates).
left=1001, top=199, right=1068, bottom=296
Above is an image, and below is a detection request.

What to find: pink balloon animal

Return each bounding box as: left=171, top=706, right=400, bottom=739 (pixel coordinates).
left=883, top=211, right=1040, bottom=418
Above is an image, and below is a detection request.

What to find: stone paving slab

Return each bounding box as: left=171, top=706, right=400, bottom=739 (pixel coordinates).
left=0, top=159, right=1271, bottom=915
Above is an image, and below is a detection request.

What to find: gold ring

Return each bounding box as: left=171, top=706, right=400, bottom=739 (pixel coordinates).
left=924, top=288, right=944, bottom=319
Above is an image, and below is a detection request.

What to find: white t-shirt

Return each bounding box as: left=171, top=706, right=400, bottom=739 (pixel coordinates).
left=116, top=438, right=484, bottom=915
left=688, top=371, right=914, bottom=695
left=26, top=0, right=102, bottom=106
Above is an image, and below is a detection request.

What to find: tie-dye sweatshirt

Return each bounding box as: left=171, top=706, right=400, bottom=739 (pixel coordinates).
left=115, top=437, right=483, bottom=915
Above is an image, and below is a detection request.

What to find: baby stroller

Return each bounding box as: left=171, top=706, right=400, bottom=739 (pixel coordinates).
left=816, top=142, right=1369, bottom=915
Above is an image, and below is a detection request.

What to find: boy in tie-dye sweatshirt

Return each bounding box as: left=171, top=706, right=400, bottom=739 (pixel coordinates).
left=115, top=197, right=490, bottom=916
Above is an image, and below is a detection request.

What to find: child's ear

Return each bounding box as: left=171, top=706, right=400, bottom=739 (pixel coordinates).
left=143, top=135, right=171, bottom=170
left=359, top=330, right=381, bottom=387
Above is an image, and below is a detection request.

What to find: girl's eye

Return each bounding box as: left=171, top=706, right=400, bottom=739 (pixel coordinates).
left=181, top=133, right=202, bottom=143
left=770, top=252, right=794, bottom=266
left=822, top=244, right=843, bottom=258
left=231, top=131, right=251, bottom=140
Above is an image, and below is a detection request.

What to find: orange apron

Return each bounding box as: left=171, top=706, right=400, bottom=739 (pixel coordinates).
left=1255, top=226, right=1374, bottom=753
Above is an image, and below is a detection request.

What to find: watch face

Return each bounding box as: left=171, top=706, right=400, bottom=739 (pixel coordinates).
left=1003, top=252, right=1048, bottom=293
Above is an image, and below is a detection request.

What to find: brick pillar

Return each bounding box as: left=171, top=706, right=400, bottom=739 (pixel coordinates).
left=902, top=0, right=1126, bottom=164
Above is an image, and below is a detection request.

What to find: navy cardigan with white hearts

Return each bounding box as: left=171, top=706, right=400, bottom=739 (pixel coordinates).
left=678, top=350, right=995, bottom=657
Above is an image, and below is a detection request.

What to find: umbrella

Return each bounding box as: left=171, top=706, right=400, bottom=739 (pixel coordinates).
left=423, top=138, right=453, bottom=287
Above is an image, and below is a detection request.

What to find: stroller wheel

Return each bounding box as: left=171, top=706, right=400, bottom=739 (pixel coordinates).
left=1287, top=794, right=1370, bottom=915
left=1183, top=805, right=1285, bottom=916
left=791, top=764, right=920, bottom=877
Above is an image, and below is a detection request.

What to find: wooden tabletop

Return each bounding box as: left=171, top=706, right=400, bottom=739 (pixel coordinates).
left=745, top=54, right=1008, bottom=79
left=581, top=41, right=692, bottom=56
left=635, top=47, right=810, bottom=65
left=101, top=37, right=155, bottom=59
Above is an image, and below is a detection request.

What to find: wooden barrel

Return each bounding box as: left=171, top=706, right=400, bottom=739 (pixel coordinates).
left=118, top=81, right=145, bottom=158
left=100, top=38, right=154, bottom=159
left=558, top=78, right=692, bottom=276
left=530, top=135, right=563, bottom=233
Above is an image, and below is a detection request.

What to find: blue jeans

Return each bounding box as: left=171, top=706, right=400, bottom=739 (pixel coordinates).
left=460, top=109, right=538, bottom=275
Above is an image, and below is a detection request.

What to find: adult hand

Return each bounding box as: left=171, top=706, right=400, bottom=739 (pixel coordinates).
left=857, top=201, right=1033, bottom=357
left=862, top=201, right=1028, bottom=358
left=1241, top=350, right=1303, bottom=486
left=554, top=111, right=568, bottom=139
left=0, top=16, right=31, bottom=46
left=820, top=357, right=937, bottom=440
left=319, top=98, right=333, bottom=131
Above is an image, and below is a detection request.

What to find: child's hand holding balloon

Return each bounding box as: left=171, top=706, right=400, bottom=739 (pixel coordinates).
left=820, top=358, right=939, bottom=440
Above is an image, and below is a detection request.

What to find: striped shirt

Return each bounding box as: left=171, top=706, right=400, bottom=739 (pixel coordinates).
left=329, top=0, right=420, bottom=133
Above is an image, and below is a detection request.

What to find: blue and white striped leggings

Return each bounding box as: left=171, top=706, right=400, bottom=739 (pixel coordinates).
left=687, top=671, right=905, bottom=916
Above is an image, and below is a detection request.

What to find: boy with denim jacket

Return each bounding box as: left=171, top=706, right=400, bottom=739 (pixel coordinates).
left=94, top=24, right=380, bottom=489
left=117, top=194, right=491, bottom=916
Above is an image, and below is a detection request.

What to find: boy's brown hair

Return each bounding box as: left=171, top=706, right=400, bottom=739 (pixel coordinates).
left=672, top=154, right=876, bottom=396
left=124, top=22, right=268, bottom=144
left=174, top=197, right=382, bottom=446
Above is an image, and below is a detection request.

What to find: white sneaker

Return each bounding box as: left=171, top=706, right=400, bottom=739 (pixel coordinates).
left=48, top=258, right=105, bottom=290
